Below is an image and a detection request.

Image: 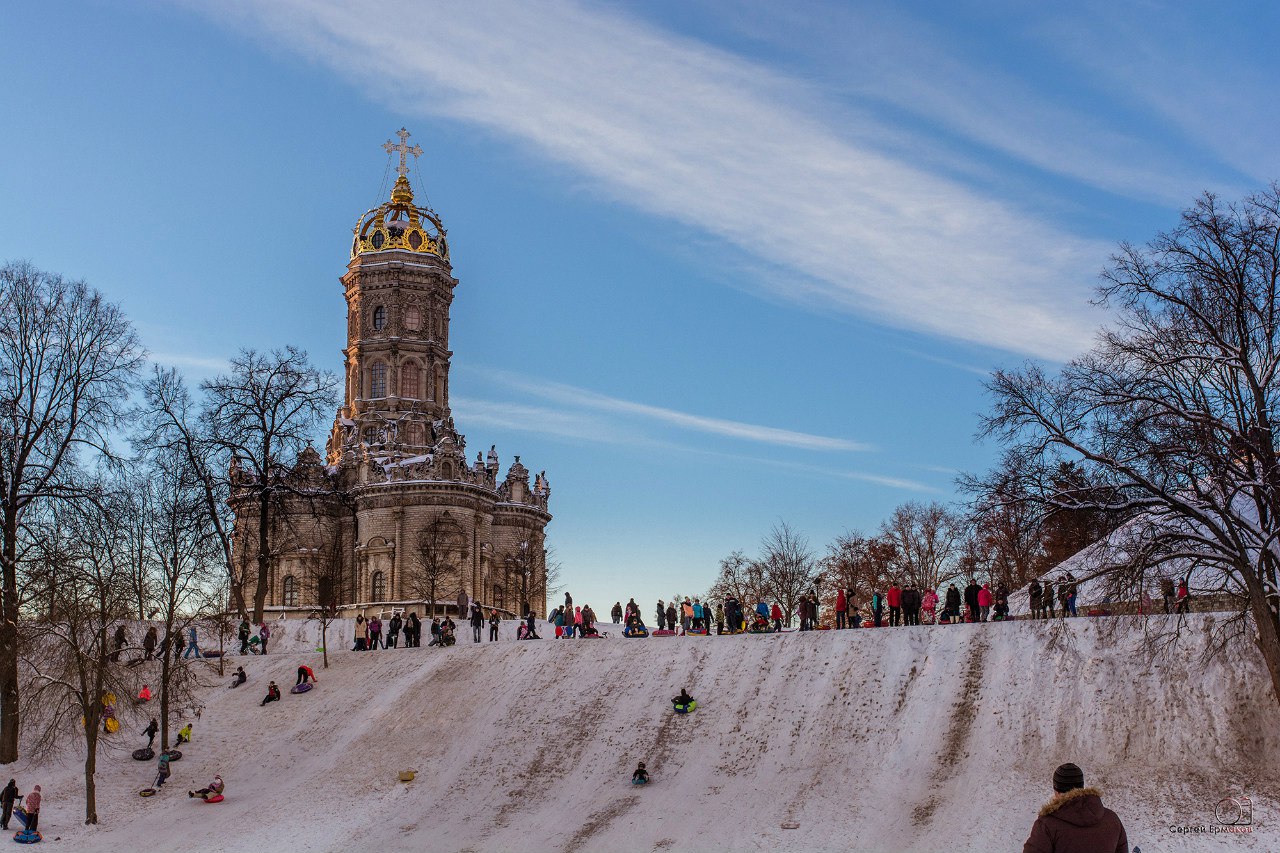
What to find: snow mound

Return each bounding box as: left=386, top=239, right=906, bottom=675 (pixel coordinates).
left=13, top=616, right=1279, bottom=852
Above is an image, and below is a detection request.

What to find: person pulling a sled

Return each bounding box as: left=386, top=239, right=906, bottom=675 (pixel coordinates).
left=632, top=762, right=649, bottom=785
left=155, top=754, right=172, bottom=790
left=1, top=779, right=19, bottom=830
left=672, top=688, right=696, bottom=713
left=189, top=775, right=224, bottom=801
left=296, top=665, right=317, bottom=686
left=261, top=681, right=281, bottom=706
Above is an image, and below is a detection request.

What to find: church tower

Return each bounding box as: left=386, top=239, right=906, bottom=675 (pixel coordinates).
left=327, top=130, right=457, bottom=468
left=237, top=128, right=552, bottom=620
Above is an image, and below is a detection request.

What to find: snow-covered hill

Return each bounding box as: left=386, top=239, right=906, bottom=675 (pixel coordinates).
left=11, top=615, right=1279, bottom=852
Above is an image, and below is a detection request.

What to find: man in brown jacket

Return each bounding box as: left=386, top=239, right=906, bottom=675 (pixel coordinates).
left=1023, top=763, right=1128, bottom=853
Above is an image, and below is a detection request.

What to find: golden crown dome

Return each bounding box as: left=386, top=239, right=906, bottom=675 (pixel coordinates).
left=351, top=175, right=449, bottom=261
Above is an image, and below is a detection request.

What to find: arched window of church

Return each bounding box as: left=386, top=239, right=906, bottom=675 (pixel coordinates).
left=404, top=306, right=421, bottom=331
left=371, top=570, right=386, bottom=601
left=370, top=362, right=387, bottom=398
left=405, top=423, right=424, bottom=445
left=283, top=575, right=298, bottom=608
left=400, top=361, right=420, bottom=399
left=372, top=305, right=387, bottom=331
left=362, top=426, right=379, bottom=445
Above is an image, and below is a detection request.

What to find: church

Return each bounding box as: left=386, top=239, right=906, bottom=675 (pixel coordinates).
left=230, top=130, right=552, bottom=619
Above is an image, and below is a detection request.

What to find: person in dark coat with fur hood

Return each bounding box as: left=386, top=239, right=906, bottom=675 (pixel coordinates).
left=1023, top=763, right=1127, bottom=853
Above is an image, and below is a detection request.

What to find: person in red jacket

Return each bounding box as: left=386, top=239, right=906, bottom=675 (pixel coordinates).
left=887, top=583, right=902, bottom=627
left=295, top=665, right=317, bottom=686
left=977, top=584, right=994, bottom=622
left=835, top=588, right=848, bottom=629
left=769, top=602, right=783, bottom=633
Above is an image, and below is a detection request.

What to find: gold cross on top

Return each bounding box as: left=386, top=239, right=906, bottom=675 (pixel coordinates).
left=383, top=128, right=423, bottom=176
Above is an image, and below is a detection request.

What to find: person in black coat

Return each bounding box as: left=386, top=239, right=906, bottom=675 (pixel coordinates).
left=944, top=584, right=962, bottom=622
left=655, top=600, right=666, bottom=631
left=470, top=605, right=485, bottom=643
left=406, top=612, right=421, bottom=647
left=964, top=580, right=981, bottom=622
left=0, top=779, right=18, bottom=831
left=387, top=614, right=403, bottom=648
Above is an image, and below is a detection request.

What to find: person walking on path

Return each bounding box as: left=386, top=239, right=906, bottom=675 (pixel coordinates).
left=470, top=605, right=484, bottom=643
left=611, top=602, right=623, bottom=624
left=488, top=609, right=500, bottom=641
left=1022, top=763, right=1127, bottom=853
left=143, top=626, right=158, bottom=660
left=111, top=625, right=127, bottom=662
left=183, top=625, right=201, bottom=659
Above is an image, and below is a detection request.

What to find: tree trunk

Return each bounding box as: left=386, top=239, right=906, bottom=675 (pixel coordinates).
left=254, top=493, right=270, bottom=623
left=159, top=631, right=172, bottom=750
left=1243, top=565, right=1280, bottom=706
left=0, top=515, right=20, bottom=763
left=83, top=737, right=98, bottom=824
left=322, top=620, right=329, bottom=669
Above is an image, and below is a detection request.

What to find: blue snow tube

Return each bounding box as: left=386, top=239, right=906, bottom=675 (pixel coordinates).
left=13, top=828, right=41, bottom=844
left=673, top=700, right=697, bottom=714
left=631, top=777, right=648, bottom=785
left=290, top=682, right=313, bottom=694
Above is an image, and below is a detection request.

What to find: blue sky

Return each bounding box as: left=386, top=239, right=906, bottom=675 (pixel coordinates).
left=3, top=0, right=1277, bottom=613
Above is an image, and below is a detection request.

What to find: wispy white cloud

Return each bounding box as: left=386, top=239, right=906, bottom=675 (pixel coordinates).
left=470, top=368, right=869, bottom=452
left=191, top=0, right=1108, bottom=360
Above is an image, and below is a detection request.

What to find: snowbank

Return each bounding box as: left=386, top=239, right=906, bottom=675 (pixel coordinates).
left=9, top=616, right=1278, bottom=852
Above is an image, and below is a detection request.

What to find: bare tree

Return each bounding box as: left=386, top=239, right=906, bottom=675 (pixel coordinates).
left=21, top=488, right=135, bottom=824
left=707, top=550, right=769, bottom=609
left=0, top=261, right=143, bottom=763
left=498, top=534, right=546, bottom=618
left=137, top=366, right=247, bottom=617
left=301, top=527, right=350, bottom=669
left=203, top=348, right=337, bottom=622
left=823, top=531, right=897, bottom=603
left=879, top=501, right=965, bottom=592
left=138, top=446, right=220, bottom=749
left=982, top=187, right=1280, bottom=707
left=758, top=521, right=822, bottom=627
left=410, top=514, right=467, bottom=619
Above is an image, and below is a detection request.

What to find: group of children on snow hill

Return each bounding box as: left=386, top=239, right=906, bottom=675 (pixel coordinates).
left=237, top=619, right=271, bottom=655
left=352, top=612, right=426, bottom=649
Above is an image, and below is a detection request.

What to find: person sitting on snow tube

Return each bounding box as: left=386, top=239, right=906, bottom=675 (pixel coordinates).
left=137, top=685, right=152, bottom=703
left=672, top=688, right=696, bottom=714
left=188, top=774, right=224, bottom=801
left=632, top=762, right=648, bottom=785
left=261, top=681, right=281, bottom=706
left=623, top=615, right=649, bottom=637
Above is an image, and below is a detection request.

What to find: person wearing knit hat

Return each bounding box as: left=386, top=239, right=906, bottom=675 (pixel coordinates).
left=1023, top=763, right=1128, bottom=853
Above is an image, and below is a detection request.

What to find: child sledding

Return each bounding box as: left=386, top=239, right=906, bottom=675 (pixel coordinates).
left=622, top=615, right=649, bottom=638
left=631, top=762, right=649, bottom=785
left=672, top=689, right=697, bottom=714
left=188, top=774, right=225, bottom=803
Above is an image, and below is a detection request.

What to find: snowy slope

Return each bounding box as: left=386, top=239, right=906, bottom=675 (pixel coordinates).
left=10, top=616, right=1279, bottom=852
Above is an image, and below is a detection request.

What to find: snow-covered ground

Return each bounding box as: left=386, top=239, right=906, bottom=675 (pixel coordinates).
left=9, top=615, right=1278, bottom=852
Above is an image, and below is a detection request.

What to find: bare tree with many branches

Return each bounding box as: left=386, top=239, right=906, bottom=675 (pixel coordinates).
left=202, top=348, right=337, bottom=622
left=982, top=187, right=1280, bottom=707
left=0, top=261, right=143, bottom=763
